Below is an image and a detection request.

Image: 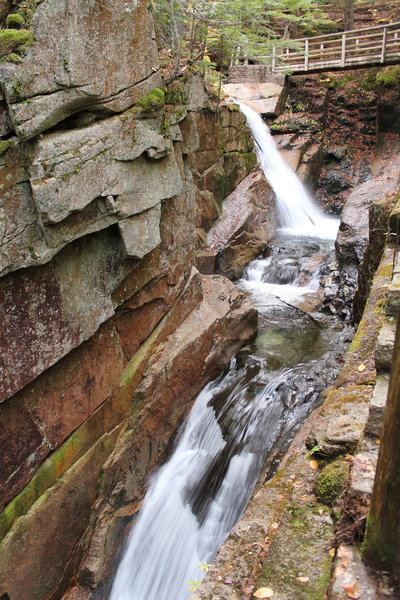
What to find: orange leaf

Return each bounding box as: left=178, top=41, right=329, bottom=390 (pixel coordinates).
left=343, top=580, right=361, bottom=599
left=296, top=576, right=309, bottom=583
left=309, top=460, right=319, bottom=470
left=253, top=587, right=274, bottom=598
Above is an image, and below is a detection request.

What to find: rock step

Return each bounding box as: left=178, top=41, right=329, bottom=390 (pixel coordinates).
left=387, top=249, right=400, bottom=318
left=364, top=374, right=390, bottom=438
left=375, top=318, right=396, bottom=371
left=330, top=545, right=378, bottom=600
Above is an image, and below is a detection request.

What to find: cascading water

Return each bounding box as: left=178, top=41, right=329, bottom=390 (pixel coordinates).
left=110, top=104, right=342, bottom=600
left=239, top=102, right=338, bottom=239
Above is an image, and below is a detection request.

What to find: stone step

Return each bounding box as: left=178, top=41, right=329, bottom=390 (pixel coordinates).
left=364, top=374, right=390, bottom=438
left=349, top=449, right=378, bottom=498
left=330, top=545, right=378, bottom=600
left=375, top=318, right=396, bottom=371
left=386, top=250, right=400, bottom=317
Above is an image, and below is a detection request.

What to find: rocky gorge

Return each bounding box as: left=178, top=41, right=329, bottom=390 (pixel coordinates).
left=0, top=1, right=400, bottom=600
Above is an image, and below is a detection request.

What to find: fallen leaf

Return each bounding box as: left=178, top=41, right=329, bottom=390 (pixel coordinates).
left=294, top=481, right=306, bottom=488
left=343, top=580, right=361, bottom=599
left=329, top=548, right=336, bottom=557
left=375, top=438, right=381, bottom=445
left=300, top=494, right=311, bottom=501
left=337, top=546, right=352, bottom=560
left=253, top=587, right=274, bottom=598
left=335, top=565, right=345, bottom=577
left=318, top=508, right=324, bottom=515
left=309, top=460, right=319, bottom=470
left=357, top=363, right=366, bottom=372
left=296, top=576, right=310, bottom=583
left=270, top=522, right=279, bottom=531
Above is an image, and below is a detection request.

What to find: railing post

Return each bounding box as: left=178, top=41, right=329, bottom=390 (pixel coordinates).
left=272, top=45, right=276, bottom=72
left=304, top=39, right=309, bottom=71
left=381, top=26, right=388, bottom=63
left=341, top=33, right=346, bottom=67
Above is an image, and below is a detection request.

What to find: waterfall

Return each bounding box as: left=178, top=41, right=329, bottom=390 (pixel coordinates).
left=110, top=367, right=291, bottom=600
left=110, top=103, right=341, bottom=600
left=239, top=102, right=338, bottom=240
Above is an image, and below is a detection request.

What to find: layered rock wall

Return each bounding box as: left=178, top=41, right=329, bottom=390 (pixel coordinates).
left=0, top=2, right=261, bottom=599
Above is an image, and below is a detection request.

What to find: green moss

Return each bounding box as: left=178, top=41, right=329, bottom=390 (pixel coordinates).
left=315, top=458, right=349, bottom=506
left=0, top=140, right=15, bottom=155
left=136, top=88, right=165, bottom=114
left=0, top=29, right=34, bottom=58
left=161, top=115, right=170, bottom=137
left=0, top=52, right=23, bottom=64
left=362, top=511, right=398, bottom=568
left=28, top=245, right=38, bottom=260
left=120, top=312, right=169, bottom=387
left=376, top=65, right=400, bottom=87
left=165, top=82, right=189, bottom=106
left=6, top=13, right=25, bottom=28
left=256, top=504, right=334, bottom=600
left=11, top=79, right=26, bottom=100
left=0, top=424, right=88, bottom=540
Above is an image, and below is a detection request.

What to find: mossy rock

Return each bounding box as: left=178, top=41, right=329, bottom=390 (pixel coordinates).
left=165, top=81, right=189, bottom=106
left=136, top=88, right=165, bottom=114
left=0, top=140, right=15, bottom=155
left=315, top=458, right=349, bottom=506
left=0, top=29, right=34, bottom=58
left=255, top=504, right=334, bottom=600
left=6, top=13, right=25, bottom=28
left=376, top=65, right=400, bottom=87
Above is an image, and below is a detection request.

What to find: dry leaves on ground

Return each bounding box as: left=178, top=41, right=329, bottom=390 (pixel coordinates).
left=343, top=580, right=361, bottom=599
left=253, top=587, right=274, bottom=598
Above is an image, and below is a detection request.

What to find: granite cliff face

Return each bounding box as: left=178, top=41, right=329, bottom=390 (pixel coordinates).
left=0, top=2, right=264, bottom=599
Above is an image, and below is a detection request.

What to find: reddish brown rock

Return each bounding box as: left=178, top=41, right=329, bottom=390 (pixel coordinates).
left=0, top=228, right=128, bottom=403
left=0, top=397, right=49, bottom=509
left=74, top=274, right=258, bottom=593
left=0, top=427, right=122, bottom=600
left=207, top=168, right=277, bottom=279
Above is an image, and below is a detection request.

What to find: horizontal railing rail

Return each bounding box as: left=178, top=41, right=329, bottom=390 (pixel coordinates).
left=257, top=21, right=400, bottom=74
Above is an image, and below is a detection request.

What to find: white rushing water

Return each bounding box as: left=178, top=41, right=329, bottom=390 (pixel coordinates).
left=110, top=367, right=289, bottom=600
left=110, top=103, right=339, bottom=600
left=239, top=102, right=338, bottom=240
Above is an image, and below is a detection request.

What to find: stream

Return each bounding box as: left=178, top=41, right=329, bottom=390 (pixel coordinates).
left=110, top=105, right=343, bottom=600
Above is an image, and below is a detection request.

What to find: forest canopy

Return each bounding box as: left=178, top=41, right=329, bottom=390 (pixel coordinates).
left=151, top=0, right=337, bottom=79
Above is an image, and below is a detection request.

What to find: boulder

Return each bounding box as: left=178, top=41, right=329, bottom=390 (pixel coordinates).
left=207, top=168, right=277, bottom=279
left=0, top=0, right=161, bottom=140
left=223, top=82, right=287, bottom=117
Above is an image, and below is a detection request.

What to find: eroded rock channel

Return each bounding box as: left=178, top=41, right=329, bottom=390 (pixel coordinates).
left=108, top=107, right=350, bottom=600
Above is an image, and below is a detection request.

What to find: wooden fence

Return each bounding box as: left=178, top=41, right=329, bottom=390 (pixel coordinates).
left=263, top=21, right=400, bottom=74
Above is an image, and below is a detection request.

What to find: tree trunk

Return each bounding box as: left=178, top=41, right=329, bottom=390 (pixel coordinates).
left=343, top=0, right=354, bottom=31
left=169, top=0, right=181, bottom=78
left=363, top=318, right=400, bottom=579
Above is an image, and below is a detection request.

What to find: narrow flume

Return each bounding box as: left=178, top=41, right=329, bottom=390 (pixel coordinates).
left=110, top=103, right=341, bottom=600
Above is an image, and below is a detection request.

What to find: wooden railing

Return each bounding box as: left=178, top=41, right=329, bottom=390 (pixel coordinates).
left=263, top=21, right=400, bottom=74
